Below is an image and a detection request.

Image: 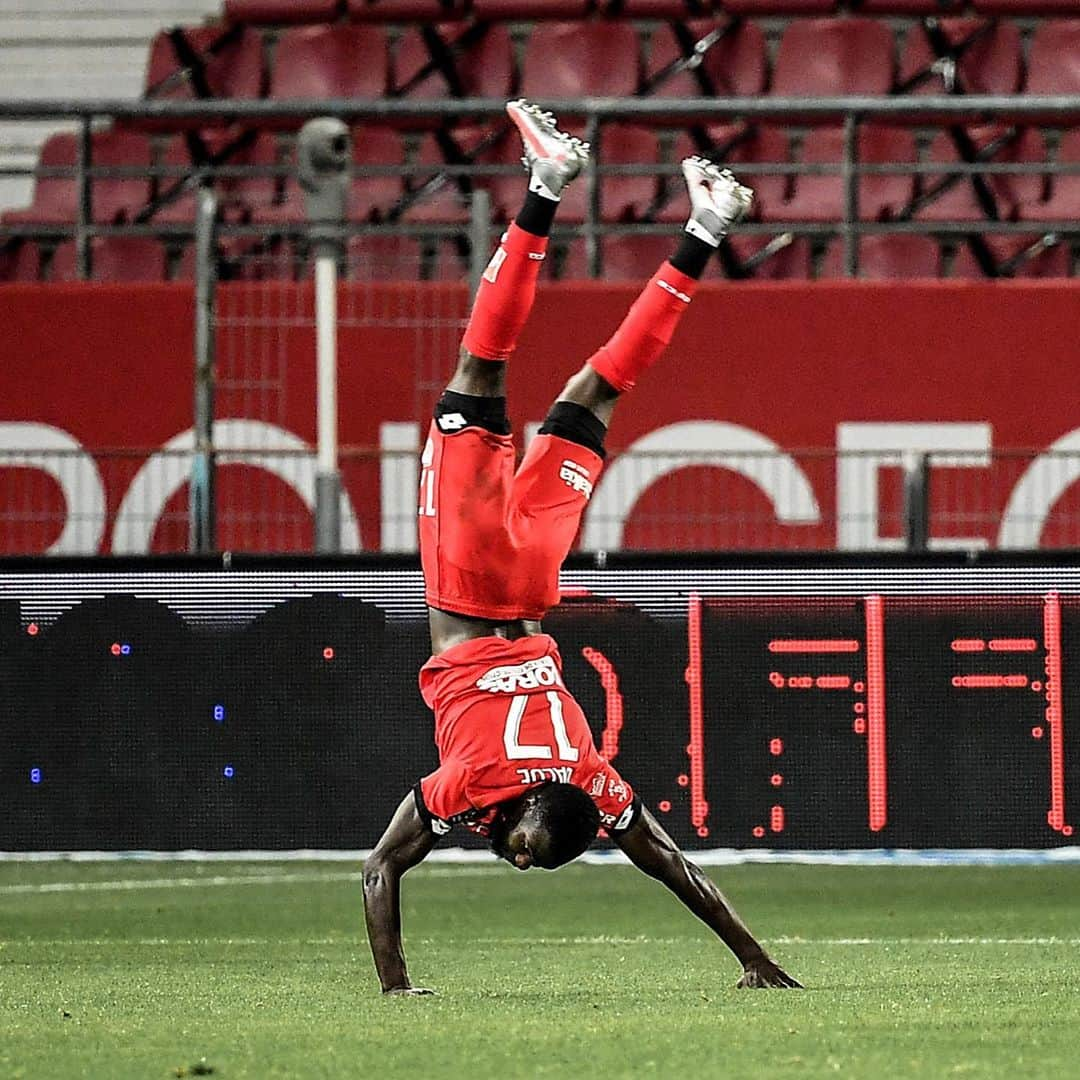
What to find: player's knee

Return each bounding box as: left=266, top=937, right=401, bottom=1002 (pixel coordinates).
left=434, top=389, right=511, bottom=436
left=538, top=401, right=607, bottom=459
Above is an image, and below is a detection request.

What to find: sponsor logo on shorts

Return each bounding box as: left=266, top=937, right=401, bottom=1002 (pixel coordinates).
left=437, top=412, right=468, bottom=433
left=656, top=278, right=692, bottom=304
left=476, top=655, right=564, bottom=694
left=517, top=766, right=574, bottom=785
left=430, top=816, right=452, bottom=836
left=560, top=459, right=594, bottom=500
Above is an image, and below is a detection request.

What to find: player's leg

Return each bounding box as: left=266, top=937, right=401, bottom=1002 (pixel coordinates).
left=553, top=157, right=755, bottom=427
left=503, top=160, right=755, bottom=619
left=443, top=100, right=589, bottom=401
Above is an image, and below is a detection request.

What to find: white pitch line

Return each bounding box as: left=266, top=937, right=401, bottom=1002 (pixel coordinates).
left=0, top=866, right=502, bottom=896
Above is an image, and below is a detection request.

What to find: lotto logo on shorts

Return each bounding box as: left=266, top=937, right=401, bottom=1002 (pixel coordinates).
left=437, top=412, right=468, bottom=433
left=559, top=460, right=593, bottom=500
left=476, top=656, right=564, bottom=694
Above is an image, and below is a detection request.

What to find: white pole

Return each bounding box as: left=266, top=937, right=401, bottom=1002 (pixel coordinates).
left=314, top=251, right=341, bottom=552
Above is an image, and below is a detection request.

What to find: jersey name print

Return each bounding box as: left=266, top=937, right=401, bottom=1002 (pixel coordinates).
left=418, top=634, right=640, bottom=837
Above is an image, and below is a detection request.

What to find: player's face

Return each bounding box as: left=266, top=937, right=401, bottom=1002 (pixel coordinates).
left=488, top=806, right=535, bottom=870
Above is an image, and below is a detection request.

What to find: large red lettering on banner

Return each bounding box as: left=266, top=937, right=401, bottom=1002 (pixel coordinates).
left=4, top=280, right=1080, bottom=554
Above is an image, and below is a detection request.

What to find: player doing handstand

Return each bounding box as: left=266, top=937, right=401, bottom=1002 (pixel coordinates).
left=363, top=100, right=801, bottom=995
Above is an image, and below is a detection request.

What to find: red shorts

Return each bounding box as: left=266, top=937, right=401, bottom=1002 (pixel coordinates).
left=418, top=420, right=603, bottom=621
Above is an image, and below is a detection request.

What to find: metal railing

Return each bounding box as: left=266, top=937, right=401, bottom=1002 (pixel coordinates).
left=1, top=446, right=1079, bottom=557
left=4, top=97, right=1080, bottom=279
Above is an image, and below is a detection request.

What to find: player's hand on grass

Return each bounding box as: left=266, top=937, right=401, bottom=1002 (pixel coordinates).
left=383, top=986, right=437, bottom=997
left=736, top=955, right=803, bottom=989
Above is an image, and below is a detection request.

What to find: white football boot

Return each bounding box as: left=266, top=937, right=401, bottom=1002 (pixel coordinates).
left=681, top=156, right=754, bottom=247
left=505, top=98, right=590, bottom=202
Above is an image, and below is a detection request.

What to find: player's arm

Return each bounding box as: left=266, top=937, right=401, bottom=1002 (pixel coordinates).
left=362, top=791, right=437, bottom=995
left=614, top=805, right=801, bottom=989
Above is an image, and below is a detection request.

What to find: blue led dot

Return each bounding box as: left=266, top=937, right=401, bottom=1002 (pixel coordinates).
left=120, top=644, right=131, bottom=656
left=30, top=767, right=42, bottom=784
left=213, top=704, right=226, bottom=723
left=223, top=765, right=234, bottom=779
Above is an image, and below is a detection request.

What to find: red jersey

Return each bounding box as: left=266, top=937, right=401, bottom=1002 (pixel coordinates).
left=416, top=634, right=639, bottom=838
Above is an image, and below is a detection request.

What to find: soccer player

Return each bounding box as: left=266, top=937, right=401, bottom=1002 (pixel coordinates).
left=363, top=100, right=801, bottom=995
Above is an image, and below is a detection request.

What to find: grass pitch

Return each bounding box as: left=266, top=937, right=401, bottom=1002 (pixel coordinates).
left=1, top=860, right=1077, bottom=1079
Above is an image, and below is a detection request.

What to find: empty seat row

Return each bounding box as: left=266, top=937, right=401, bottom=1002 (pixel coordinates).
left=3, top=233, right=1072, bottom=283
left=221, top=1, right=1080, bottom=23
left=141, top=18, right=1080, bottom=115
left=8, top=123, right=1080, bottom=229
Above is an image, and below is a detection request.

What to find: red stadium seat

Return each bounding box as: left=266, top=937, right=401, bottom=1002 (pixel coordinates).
left=397, top=133, right=473, bottom=222
left=3, top=131, right=152, bottom=226
left=348, top=0, right=468, bottom=19
left=346, top=235, right=424, bottom=279
left=663, top=125, right=790, bottom=222
left=781, top=125, right=917, bottom=222
left=898, top=19, right=1021, bottom=97
left=723, top=235, right=814, bottom=280
left=950, top=236, right=1070, bottom=279
left=1026, top=21, right=1080, bottom=97
left=973, top=1, right=1079, bottom=13
left=472, top=0, right=592, bottom=16
left=610, top=1, right=722, bottom=14
left=724, top=0, right=837, bottom=13
left=143, top=27, right=264, bottom=104
left=0, top=241, right=40, bottom=282
left=917, top=127, right=1046, bottom=222
left=771, top=19, right=895, bottom=100
left=818, top=235, right=942, bottom=279
left=350, top=126, right=407, bottom=221
left=1034, top=128, right=1080, bottom=222
left=426, top=240, right=470, bottom=282
left=231, top=133, right=289, bottom=219
left=552, top=237, right=589, bottom=279
left=521, top=22, right=641, bottom=101
left=270, top=26, right=389, bottom=102
left=225, top=0, right=341, bottom=22
left=860, top=0, right=962, bottom=12
left=51, top=238, right=168, bottom=282
left=394, top=23, right=516, bottom=103
left=646, top=20, right=767, bottom=99
left=600, top=235, right=673, bottom=281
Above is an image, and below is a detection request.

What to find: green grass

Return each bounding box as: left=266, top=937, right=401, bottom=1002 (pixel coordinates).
left=1, top=860, right=1078, bottom=1079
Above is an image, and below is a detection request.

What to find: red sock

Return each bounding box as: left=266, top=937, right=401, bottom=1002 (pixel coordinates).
left=587, top=263, right=698, bottom=392
left=461, top=223, right=548, bottom=361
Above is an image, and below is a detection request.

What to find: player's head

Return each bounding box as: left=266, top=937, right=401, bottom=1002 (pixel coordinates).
left=488, top=783, right=600, bottom=871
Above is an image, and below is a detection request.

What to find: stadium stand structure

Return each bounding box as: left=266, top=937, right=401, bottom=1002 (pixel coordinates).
left=2, top=1, right=1080, bottom=282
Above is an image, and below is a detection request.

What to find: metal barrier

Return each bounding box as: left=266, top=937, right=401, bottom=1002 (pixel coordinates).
left=3, top=97, right=1080, bottom=279
left=1, top=446, right=1079, bottom=556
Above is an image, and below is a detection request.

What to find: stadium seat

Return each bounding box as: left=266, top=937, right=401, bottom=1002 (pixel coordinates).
left=394, top=23, right=516, bottom=103
left=663, top=125, right=790, bottom=222
left=143, top=26, right=264, bottom=105
left=724, top=0, right=837, bottom=14
left=50, top=238, right=168, bottom=282
left=723, top=235, right=814, bottom=280
left=973, top=1, right=1078, bottom=13
left=552, top=237, right=589, bottom=279
left=600, top=235, right=674, bottom=281
left=771, top=19, right=895, bottom=100
left=860, top=0, right=962, bottom=12
left=472, top=0, right=593, bottom=16
left=225, top=0, right=342, bottom=21
left=1026, top=21, right=1080, bottom=97
left=0, top=241, right=40, bottom=282
left=898, top=19, right=1022, bottom=97
left=1033, top=128, right=1080, bottom=222
left=231, top=133, right=289, bottom=220
left=396, top=133, right=474, bottom=222
left=425, top=240, right=470, bottom=281
left=270, top=26, right=389, bottom=103
left=346, top=234, right=425, bottom=279
left=520, top=22, right=641, bottom=101
left=2, top=131, right=152, bottom=226
left=781, top=125, right=917, bottom=222
left=818, top=235, right=942, bottom=279
left=646, top=20, right=767, bottom=99
left=350, top=126, right=407, bottom=221
left=916, top=127, right=1046, bottom=222
left=348, top=0, right=468, bottom=18
left=609, top=1, right=723, bottom=14
left=950, top=235, right=1070, bottom=278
